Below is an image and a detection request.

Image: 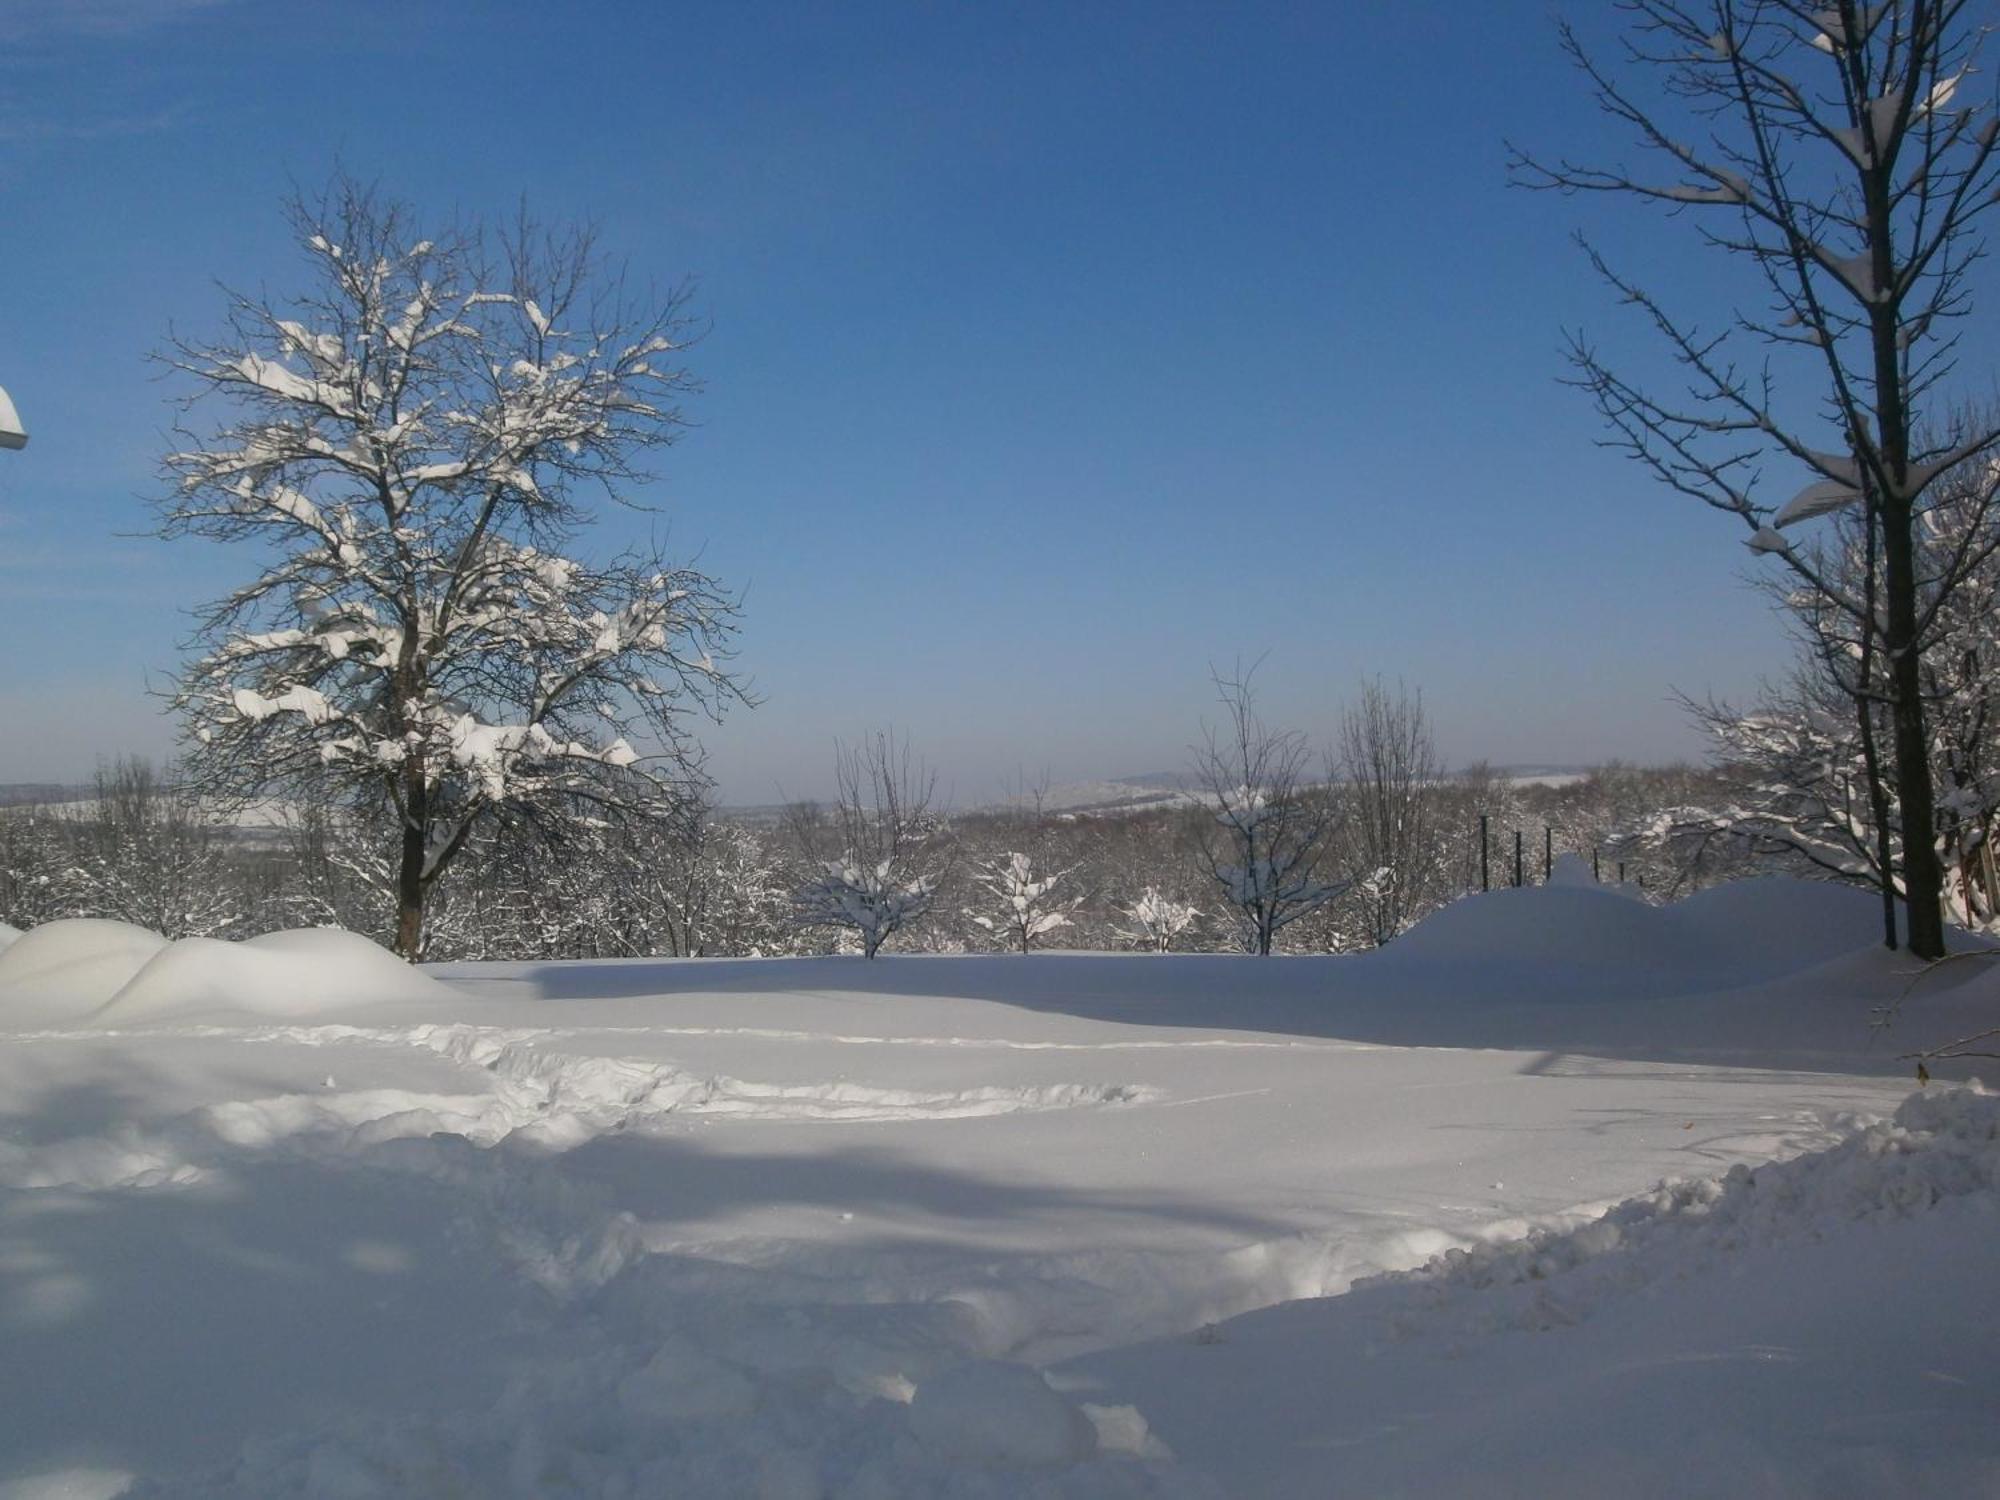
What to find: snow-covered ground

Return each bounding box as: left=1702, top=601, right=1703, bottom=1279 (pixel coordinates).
left=0, top=879, right=1995, bottom=1498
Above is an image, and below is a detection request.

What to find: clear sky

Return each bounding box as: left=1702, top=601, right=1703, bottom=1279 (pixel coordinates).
left=0, top=0, right=1971, bottom=803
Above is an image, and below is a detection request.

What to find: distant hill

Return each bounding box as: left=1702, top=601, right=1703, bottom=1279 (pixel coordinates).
left=0, top=783, right=76, bottom=808
left=729, top=764, right=1608, bottom=823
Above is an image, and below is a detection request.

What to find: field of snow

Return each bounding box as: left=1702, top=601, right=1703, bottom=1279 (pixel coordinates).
left=1, top=878, right=1997, bottom=1498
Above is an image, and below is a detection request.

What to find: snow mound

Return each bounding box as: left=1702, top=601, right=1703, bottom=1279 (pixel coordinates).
left=1667, top=874, right=1887, bottom=973
left=1546, top=852, right=1593, bottom=887
left=1391, top=884, right=1678, bottom=969
left=909, top=1359, right=1099, bottom=1467
left=92, top=928, right=449, bottom=1023
left=0, top=917, right=170, bottom=1025
left=0, top=919, right=20, bottom=952
left=1389, top=875, right=1880, bottom=984
left=1368, top=1082, right=1997, bottom=1338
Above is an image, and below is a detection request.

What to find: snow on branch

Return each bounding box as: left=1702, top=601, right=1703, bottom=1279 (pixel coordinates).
left=156, top=175, right=745, bottom=957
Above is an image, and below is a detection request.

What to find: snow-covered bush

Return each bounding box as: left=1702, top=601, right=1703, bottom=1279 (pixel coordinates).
left=966, top=851, right=1079, bottom=953
left=796, top=857, right=934, bottom=959
left=1120, top=887, right=1199, bottom=952
left=785, top=732, right=948, bottom=958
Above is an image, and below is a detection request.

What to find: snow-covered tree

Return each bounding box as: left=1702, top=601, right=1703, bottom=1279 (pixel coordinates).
left=1514, top=0, right=2000, bottom=958
left=1632, top=444, right=2000, bottom=930
left=1120, top=887, right=1200, bottom=952
left=787, top=732, right=947, bottom=958
left=796, top=856, right=935, bottom=959
left=607, top=809, right=792, bottom=957
left=0, top=804, right=73, bottom=931
left=267, top=791, right=398, bottom=942
left=1189, top=665, right=1346, bottom=955
left=1627, top=682, right=1889, bottom=893
left=966, top=851, right=1079, bottom=953
left=157, top=177, right=743, bottom=957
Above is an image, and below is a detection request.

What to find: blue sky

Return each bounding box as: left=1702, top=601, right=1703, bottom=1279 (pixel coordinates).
left=0, top=0, right=1939, bottom=802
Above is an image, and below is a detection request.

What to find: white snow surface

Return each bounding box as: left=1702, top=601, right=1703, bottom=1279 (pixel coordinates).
left=0, top=877, right=1996, bottom=1497
left=0, top=919, right=170, bottom=1026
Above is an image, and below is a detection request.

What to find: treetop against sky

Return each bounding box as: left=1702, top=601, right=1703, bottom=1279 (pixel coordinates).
left=3, top=0, right=1995, bottom=802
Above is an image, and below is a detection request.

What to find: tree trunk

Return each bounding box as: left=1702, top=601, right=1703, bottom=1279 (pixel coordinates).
left=1853, top=512, right=1898, bottom=950
left=1881, top=512, right=1946, bottom=959
left=1861, top=140, right=1943, bottom=959
left=395, top=778, right=428, bottom=961
left=1856, top=693, right=1898, bottom=950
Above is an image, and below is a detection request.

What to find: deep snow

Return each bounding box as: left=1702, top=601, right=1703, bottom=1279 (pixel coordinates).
left=0, top=879, right=1994, bottom=1498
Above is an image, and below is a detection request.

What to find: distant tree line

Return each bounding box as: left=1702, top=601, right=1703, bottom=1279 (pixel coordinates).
left=2, top=729, right=1758, bottom=963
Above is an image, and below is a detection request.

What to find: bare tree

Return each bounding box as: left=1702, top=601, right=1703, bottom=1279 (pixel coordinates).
left=999, top=765, right=1056, bottom=830
left=157, top=175, right=744, bottom=957
left=1513, top=0, right=2000, bottom=957
left=1188, top=664, right=1345, bottom=955
left=788, top=731, right=946, bottom=957
left=1337, top=678, right=1445, bottom=946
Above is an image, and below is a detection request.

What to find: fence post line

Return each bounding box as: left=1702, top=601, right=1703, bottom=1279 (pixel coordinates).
left=1513, top=830, right=1523, bottom=888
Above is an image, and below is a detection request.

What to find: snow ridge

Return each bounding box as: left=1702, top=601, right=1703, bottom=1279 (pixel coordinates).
left=1366, top=1083, right=1996, bottom=1340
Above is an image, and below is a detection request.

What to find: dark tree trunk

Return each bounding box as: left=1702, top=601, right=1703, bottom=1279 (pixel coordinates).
left=1854, top=516, right=1898, bottom=951
left=1862, top=132, right=1945, bottom=960
left=1881, top=512, right=1945, bottom=958
left=1857, top=692, right=1899, bottom=951
left=395, top=775, right=428, bottom=961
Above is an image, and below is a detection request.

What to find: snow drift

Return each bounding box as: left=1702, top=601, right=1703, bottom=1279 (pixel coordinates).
left=0, top=918, right=170, bottom=1026
left=1366, top=1081, right=2000, bottom=1325
left=95, top=929, right=450, bottom=1022
left=0, top=920, right=448, bottom=1025
left=1390, top=875, right=1888, bottom=986
left=1066, top=1084, right=2000, bottom=1498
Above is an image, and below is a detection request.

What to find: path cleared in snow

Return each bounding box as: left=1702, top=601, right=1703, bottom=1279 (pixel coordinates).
left=0, top=878, right=1995, bottom=1497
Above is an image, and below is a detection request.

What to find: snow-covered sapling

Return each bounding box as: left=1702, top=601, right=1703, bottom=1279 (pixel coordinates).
left=967, top=851, right=1080, bottom=953
left=1121, top=887, right=1200, bottom=953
